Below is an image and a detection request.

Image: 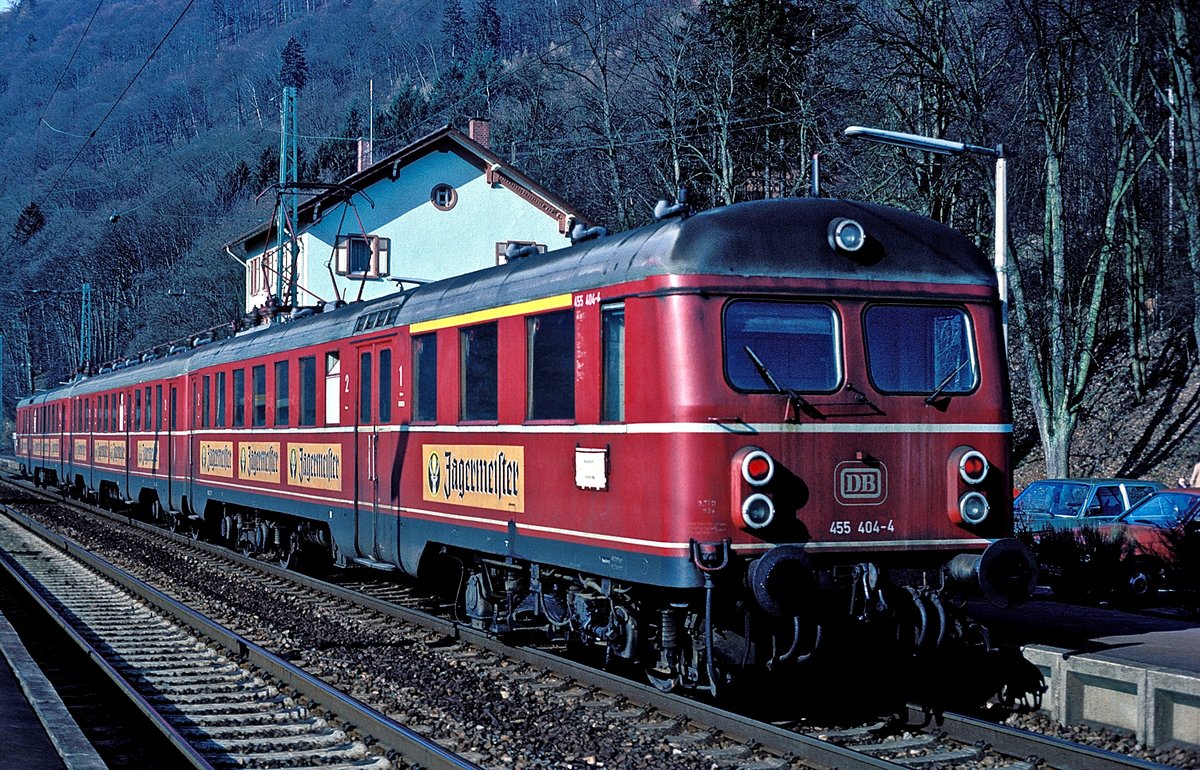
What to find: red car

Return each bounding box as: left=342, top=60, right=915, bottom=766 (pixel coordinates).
left=1103, top=489, right=1200, bottom=598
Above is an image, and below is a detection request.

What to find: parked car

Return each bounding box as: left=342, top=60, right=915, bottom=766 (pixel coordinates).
left=1013, top=478, right=1164, bottom=533
left=1102, top=489, right=1200, bottom=598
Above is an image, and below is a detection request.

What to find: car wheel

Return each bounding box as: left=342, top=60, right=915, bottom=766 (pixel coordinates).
left=1121, top=559, right=1159, bottom=603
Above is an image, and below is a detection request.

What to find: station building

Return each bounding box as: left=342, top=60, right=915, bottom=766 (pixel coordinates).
left=226, top=120, right=587, bottom=313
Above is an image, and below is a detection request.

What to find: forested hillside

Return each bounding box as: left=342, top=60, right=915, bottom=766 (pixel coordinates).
left=1, top=0, right=1197, bottom=480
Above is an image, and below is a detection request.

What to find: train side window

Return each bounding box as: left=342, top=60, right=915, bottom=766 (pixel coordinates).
left=215, top=372, right=226, bottom=428
left=461, top=323, right=498, bottom=421
left=359, top=352, right=373, bottom=423
left=170, top=387, right=177, bottom=431
left=601, top=304, right=626, bottom=422
left=527, top=310, right=574, bottom=420
left=103, top=395, right=109, bottom=432
left=252, top=365, right=267, bottom=427
left=275, top=360, right=290, bottom=426
left=135, top=389, right=142, bottom=431
left=119, top=392, right=126, bottom=431
left=299, top=356, right=317, bottom=427
left=412, top=334, right=437, bottom=422
left=233, top=369, right=245, bottom=427
left=202, top=375, right=211, bottom=428
left=325, top=353, right=341, bottom=425
left=379, top=348, right=392, bottom=423
left=155, top=384, right=163, bottom=431
left=144, top=387, right=152, bottom=430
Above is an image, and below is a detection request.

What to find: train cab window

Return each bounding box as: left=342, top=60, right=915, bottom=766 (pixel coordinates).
left=864, top=305, right=977, bottom=395
left=299, top=357, right=317, bottom=427
left=378, top=348, right=392, bottom=423
left=724, top=301, right=840, bottom=393
left=359, top=352, right=373, bottom=423
left=155, top=385, right=163, bottom=431
left=461, top=323, right=498, bottom=421
left=252, top=365, right=267, bottom=427
left=274, top=361, right=290, bottom=426
left=215, top=372, right=226, bottom=428
left=412, top=334, right=437, bottom=422
left=601, top=304, right=625, bottom=422
left=325, top=353, right=341, bottom=425
left=233, top=369, right=246, bottom=427
left=527, top=310, right=574, bottom=420
left=202, top=375, right=211, bottom=428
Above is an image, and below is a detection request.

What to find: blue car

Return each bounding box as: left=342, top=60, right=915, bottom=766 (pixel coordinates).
left=1014, top=478, right=1164, bottom=533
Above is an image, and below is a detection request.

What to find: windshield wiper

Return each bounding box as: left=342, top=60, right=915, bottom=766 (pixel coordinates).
left=924, top=358, right=971, bottom=405
left=743, top=346, right=822, bottom=420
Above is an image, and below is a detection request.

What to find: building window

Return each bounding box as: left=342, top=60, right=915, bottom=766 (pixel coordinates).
left=431, top=183, right=457, bottom=211
left=275, top=360, right=290, bottom=426
left=527, top=310, right=574, bottom=420
left=252, top=365, right=267, bottom=427
left=461, top=323, right=497, bottom=421
left=496, top=241, right=547, bottom=265
left=412, top=334, right=437, bottom=422
left=602, top=304, right=625, bottom=422
left=233, top=369, right=245, bottom=427
left=334, top=235, right=390, bottom=278
left=299, top=356, right=317, bottom=427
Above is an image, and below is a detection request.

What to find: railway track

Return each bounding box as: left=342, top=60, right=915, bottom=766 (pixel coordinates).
left=0, top=474, right=1180, bottom=770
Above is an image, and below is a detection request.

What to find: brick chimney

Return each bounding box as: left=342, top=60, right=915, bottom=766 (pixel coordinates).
left=467, top=118, right=491, bottom=150
left=357, top=139, right=373, bottom=172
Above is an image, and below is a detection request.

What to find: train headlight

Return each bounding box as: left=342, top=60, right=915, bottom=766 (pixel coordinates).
left=958, top=450, right=989, bottom=484
left=958, top=491, right=989, bottom=525
left=740, top=449, right=775, bottom=487
left=828, top=217, right=865, bottom=252
left=741, top=494, right=776, bottom=529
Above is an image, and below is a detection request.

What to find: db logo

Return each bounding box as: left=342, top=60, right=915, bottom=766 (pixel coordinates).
left=835, top=461, right=887, bottom=506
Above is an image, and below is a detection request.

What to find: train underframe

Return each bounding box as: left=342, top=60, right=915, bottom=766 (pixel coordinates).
left=27, top=468, right=1034, bottom=696
left=432, top=537, right=1037, bottom=696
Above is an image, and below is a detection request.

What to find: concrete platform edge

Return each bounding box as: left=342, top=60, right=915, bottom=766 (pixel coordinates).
left=1024, top=643, right=1200, bottom=750
left=0, top=610, right=107, bottom=770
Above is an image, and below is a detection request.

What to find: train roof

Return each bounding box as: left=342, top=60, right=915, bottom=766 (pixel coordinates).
left=20, top=198, right=992, bottom=407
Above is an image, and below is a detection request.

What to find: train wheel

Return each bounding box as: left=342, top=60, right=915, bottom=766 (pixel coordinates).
left=278, top=531, right=301, bottom=570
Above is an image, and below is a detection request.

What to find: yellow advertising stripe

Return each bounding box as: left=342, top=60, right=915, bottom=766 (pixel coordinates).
left=409, top=293, right=573, bottom=334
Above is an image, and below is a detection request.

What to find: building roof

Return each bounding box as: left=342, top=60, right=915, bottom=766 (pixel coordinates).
left=224, top=124, right=590, bottom=256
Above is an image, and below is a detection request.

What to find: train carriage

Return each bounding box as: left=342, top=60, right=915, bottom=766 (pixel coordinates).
left=16, top=197, right=1036, bottom=693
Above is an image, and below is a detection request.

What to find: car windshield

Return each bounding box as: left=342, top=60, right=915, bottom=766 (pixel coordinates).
left=1014, top=481, right=1091, bottom=517
left=1118, top=492, right=1200, bottom=527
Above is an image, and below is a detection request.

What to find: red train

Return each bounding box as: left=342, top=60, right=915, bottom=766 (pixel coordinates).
left=16, top=198, right=1035, bottom=693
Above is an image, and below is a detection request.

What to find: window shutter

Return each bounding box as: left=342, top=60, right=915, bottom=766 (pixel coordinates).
left=335, top=237, right=349, bottom=274
left=373, top=236, right=390, bottom=277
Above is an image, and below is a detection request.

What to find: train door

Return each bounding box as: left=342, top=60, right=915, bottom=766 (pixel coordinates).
left=353, top=339, right=396, bottom=564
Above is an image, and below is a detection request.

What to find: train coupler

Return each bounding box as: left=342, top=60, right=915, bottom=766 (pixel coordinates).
left=690, top=539, right=731, bottom=572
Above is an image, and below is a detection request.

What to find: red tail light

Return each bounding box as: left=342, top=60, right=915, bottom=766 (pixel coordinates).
left=741, top=449, right=775, bottom=487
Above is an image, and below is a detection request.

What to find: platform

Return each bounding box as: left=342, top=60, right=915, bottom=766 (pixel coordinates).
left=0, top=606, right=107, bottom=769
left=975, top=595, right=1200, bottom=749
